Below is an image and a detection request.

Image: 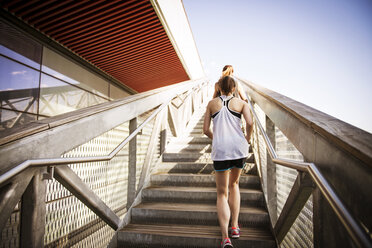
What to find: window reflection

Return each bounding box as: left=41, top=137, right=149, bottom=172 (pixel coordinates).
left=0, top=56, right=39, bottom=114
left=0, top=20, right=124, bottom=133
left=0, top=45, right=40, bottom=69
left=39, top=73, right=106, bottom=117
left=42, top=65, right=81, bottom=86
left=0, top=108, right=37, bottom=131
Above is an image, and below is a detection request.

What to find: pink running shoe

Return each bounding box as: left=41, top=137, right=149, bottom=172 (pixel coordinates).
left=221, top=238, right=233, bottom=248
left=230, top=227, right=240, bottom=239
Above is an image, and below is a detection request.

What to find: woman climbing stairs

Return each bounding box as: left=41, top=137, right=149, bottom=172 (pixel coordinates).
left=118, top=110, right=277, bottom=248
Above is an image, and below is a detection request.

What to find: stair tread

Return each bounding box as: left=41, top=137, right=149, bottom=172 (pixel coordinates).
left=134, top=202, right=267, bottom=214
left=153, top=172, right=259, bottom=179
left=120, top=109, right=275, bottom=246
left=145, top=185, right=262, bottom=194
left=160, top=162, right=213, bottom=165
left=120, top=223, right=274, bottom=241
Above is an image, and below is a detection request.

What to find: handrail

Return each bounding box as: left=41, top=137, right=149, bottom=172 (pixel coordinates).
left=0, top=100, right=169, bottom=186
left=0, top=78, right=210, bottom=242
left=241, top=80, right=371, bottom=248
left=0, top=79, right=208, bottom=186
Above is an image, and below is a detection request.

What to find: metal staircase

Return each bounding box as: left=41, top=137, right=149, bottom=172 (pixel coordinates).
left=0, top=78, right=370, bottom=248
left=118, top=110, right=277, bottom=247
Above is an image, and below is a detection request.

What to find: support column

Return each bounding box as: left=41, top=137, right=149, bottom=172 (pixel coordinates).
left=20, top=169, right=46, bottom=248
left=127, top=118, right=137, bottom=209
left=266, top=116, right=277, bottom=225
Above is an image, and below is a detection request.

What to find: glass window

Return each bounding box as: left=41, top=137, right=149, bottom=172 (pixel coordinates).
left=0, top=45, right=40, bottom=69
left=39, top=73, right=106, bottom=117
left=0, top=56, right=39, bottom=114
left=0, top=20, right=42, bottom=69
left=0, top=108, right=37, bottom=131
left=42, top=47, right=109, bottom=99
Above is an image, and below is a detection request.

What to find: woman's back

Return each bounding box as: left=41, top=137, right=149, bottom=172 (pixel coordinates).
left=211, top=95, right=248, bottom=161
left=209, top=95, right=245, bottom=115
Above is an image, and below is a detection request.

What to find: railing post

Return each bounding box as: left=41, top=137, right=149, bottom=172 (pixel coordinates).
left=137, top=110, right=164, bottom=194
left=160, top=108, right=167, bottom=154
left=127, top=118, right=137, bottom=209
left=266, top=116, right=277, bottom=225
left=20, top=169, right=46, bottom=248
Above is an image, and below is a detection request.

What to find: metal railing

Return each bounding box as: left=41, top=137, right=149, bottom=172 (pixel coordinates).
left=0, top=101, right=167, bottom=187
left=238, top=78, right=372, bottom=248
left=0, top=78, right=210, bottom=247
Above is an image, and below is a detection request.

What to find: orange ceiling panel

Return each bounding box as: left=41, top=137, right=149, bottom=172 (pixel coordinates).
left=1, top=0, right=190, bottom=92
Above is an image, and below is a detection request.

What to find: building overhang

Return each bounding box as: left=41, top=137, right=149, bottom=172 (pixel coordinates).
left=1, top=0, right=204, bottom=93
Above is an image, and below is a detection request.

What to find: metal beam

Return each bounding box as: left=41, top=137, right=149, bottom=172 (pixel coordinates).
left=168, top=104, right=180, bottom=137
left=54, top=165, right=120, bottom=230
left=127, top=118, right=137, bottom=209
left=0, top=169, right=35, bottom=234
left=266, top=116, right=277, bottom=226
left=274, top=172, right=314, bottom=243
left=20, top=169, right=46, bottom=248
left=137, top=109, right=163, bottom=194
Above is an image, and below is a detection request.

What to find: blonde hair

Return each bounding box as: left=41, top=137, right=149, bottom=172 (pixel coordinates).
left=222, top=65, right=234, bottom=77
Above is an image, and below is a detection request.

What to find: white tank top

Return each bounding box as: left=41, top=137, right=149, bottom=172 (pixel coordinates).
left=211, top=95, right=249, bottom=161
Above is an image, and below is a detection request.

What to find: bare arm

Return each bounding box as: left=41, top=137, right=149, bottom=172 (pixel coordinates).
left=242, top=102, right=253, bottom=143
left=203, top=103, right=213, bottom=139
left=212, top=82, right=219, bottom=99
left=237, top=82, right=248, bottom=102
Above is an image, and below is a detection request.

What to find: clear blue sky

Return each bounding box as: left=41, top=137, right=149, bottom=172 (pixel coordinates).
left=183, top=0, right=372, bottom=133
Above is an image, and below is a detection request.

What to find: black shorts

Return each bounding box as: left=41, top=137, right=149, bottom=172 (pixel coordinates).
left=213, top=158, right=246, bottom=171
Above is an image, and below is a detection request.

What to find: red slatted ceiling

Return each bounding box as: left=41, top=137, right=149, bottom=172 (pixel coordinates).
left=2, top=0, right=189, bottom=92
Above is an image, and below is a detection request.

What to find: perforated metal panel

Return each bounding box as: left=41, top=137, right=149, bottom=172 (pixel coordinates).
left=0, top=204, right=20, bottom=248
left=44, top=107, right=159, bottom=247
left=250, top=103, right=313, bottom=248
left=252, top=104, right=268, bottom=197
left=275, top=128, right=313, bottom=248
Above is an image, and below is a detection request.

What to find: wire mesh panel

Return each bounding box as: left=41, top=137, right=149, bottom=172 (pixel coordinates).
left=275, top=128, right=313, bottom=248
left=135, top=109, right=157, bottom=190
left=43, top=105, right=163, bottom=247
left=0, top=203, right=20, bottom=248
left=250, top=102, right=314, bottom=248
left=252, top=103, right=268, bottom=197
left=44, top=121, right=130, bottom=247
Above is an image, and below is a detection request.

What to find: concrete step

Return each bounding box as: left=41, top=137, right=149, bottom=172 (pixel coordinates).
left=170, top=137, right=211, bottom=145
left=184, top=133, right=207, bottom=137
left=157, top=162, right=257, bottom=175
left=118, top=223, right=276, bottom=248
left=246, top=153, right=255, bottom=163
left=165, top=143, right=211, bottom=153
left=156, top=162, right=214, bottom=174
left=151, top=173, right=261, bottom=189
left=163, top=151, right=253, bottom=163
left=163, top=152, right=212, bottom=163
left=189, top=126, right=203, bottom=131
left=157, top=159, right=256, bottom=174
left=131, top=202, right=270, bottom=227
left=142, top=186, right=265, bottom=207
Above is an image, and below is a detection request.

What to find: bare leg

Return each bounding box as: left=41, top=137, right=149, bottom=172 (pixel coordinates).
left=228, top=168, right=242, bottom=228
left=215, top=170, right=230, bottom=240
